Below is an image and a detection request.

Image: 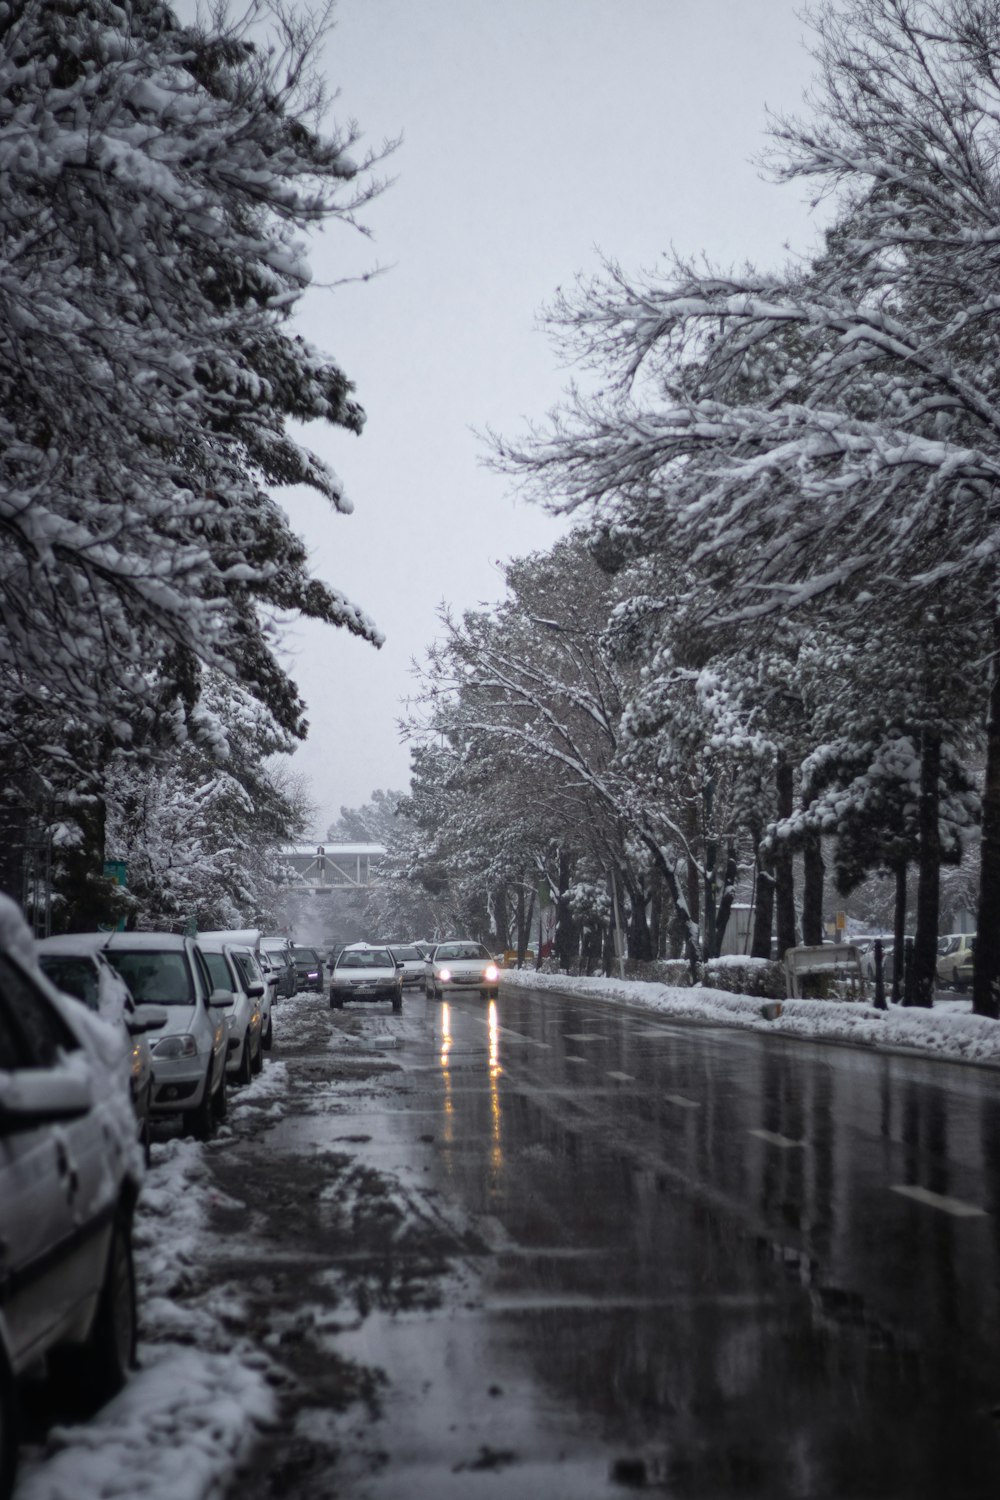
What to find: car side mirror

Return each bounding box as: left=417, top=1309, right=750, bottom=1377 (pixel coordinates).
left=0, top=1068, right=93, bottom=1133
left=395, top=961, right=404, bottom=970
left=128, top=1004, right=169, bottom=1035
left=246, top=981, right=265, bottom=999
left=209, top=988, right=234, bottom=1008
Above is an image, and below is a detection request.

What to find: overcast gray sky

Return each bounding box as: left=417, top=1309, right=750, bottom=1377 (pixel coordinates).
left=275, top=0, right=829, bottom=835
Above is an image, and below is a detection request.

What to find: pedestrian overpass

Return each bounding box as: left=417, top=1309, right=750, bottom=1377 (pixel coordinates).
left=280, top=842, right=385, bottom=893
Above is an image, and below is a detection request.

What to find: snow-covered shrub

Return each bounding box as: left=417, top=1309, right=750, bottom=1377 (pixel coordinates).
left=630, top=959, right=692, bottom=986
left=703, top=955, right=784, bottom=999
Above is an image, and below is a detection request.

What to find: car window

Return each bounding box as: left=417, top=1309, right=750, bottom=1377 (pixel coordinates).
left=291, top=946, right=319, bottom=962
left=104, top=949, right=195, bottom=1005
left=389, top=946, right=420, bottom=960
left=0, top=953, right=81, bottom=1066
left=202, top=951, right=234, bottom=991
left=37, top=954, right=100, bottom=1011
left=231, top=951, right=260, bottom=990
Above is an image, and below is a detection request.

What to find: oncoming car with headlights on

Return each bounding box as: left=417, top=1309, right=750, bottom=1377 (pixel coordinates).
left=426, top=942, right=500, bottom=1001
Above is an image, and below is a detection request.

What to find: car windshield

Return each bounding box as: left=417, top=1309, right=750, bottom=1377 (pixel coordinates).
left=105, top=949, right=194, bottom=1005
left=337, top=949, right=393, bottom=970
left=435, top=944, right=490, bottom=961
left=37, top=955, right=100, bottom=1012
left=291, top=946, right=319, bottom=962
left=389, top=946, right=420, bottom=960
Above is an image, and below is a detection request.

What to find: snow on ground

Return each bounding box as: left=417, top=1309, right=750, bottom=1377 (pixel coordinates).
left=501, top=968, right=1000, bottom=1067
left=15, top=970, right=999, bottom=1499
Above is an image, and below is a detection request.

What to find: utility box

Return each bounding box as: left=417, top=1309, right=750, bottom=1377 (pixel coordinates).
left=784, top=943, right=867, bottom=1001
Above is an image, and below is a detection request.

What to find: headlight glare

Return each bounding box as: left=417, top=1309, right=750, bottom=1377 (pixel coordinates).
left=438, top=967, right=452, bottom=982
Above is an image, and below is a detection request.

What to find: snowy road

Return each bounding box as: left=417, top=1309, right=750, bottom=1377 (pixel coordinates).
left=16, top=983, right=1000, bottom=1499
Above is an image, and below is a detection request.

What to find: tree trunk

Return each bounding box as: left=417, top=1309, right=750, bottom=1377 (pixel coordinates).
left=912, top=726, right=942, bottom=1009
left=555, top=848, right=577, bottom=970
left=774, top=757, right=797, bottom=957
left=802, top=832, right=825, bottom=946
left=639, top=829, right=700, bottom=977
left=626, top=882, right=653, bottom=961
left=750, top=816, right=775, bottom=959
left=974, top=620, right=1000, bottom=1019
left=891, top=861, right=907, bottom=1005
left=515, top=877, right=526, bottom=966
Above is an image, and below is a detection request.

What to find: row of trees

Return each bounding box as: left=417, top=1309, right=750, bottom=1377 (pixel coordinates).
left=0, top=1, right=383, bottom=931
left=383, top=0, right=998, bottom=1013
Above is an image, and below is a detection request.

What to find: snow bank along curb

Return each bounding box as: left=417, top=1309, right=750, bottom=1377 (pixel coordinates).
left=500, top=969, right=1000, bottom=1069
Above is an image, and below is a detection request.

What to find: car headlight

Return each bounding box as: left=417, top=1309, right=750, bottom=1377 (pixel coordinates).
left=438, top=967, right=452, bottom=982
left=484, top=964, right=500, bottom=982
left=152, top=1033, right=199, bottom=1059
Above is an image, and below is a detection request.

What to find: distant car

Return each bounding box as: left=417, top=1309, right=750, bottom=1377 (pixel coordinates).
left=36, top=935, right=167, bottom=1163
left=385, top=943, right=425, bottom=989
left=936, top=933, right=976, bottom=991
left=96, top=933, right=231, bottom=1140
left=196, top=938, right=264, bottom=1084
left=425, top=941, right=501, bottom=1000
left=290, top=944, right=324, bottom=993
left=329, top=944, right=403, bottom=1012
left=0, top=896, right=143, bottom=1500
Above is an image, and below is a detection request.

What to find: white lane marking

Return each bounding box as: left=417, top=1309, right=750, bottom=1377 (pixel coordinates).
left=607, top=1070, right=635, bottom=1083
left=564, top=1033, right=603, bottom=1041
left=749, top=1128, right=804, bottom=1149
left=565, top=1055, right=588, bottom=1064
left=890, top=1185, right=988, bottom=1218
left=663, top=1093, right=701, bottom=1110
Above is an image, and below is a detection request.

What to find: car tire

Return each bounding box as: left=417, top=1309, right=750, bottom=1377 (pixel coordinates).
left=330, top=993, right=344, bottom=1011
left=262, top=1016, right=274, bottom=1048
left=235, top=1035, right=252, bottom=1086
left=0, top=1344, right=19, bottom=1500
left=183, top=1066, right=215, bottom=1140
left=211, top=1066, right=228, bottom=1122
left=89, top=1215, right=137, bottom=1401
left=139, top=1115, right=152, bottom=1170
left=251, top=1035, right=263, bottom=1075
left=392, top=994, right=402, bottom=1014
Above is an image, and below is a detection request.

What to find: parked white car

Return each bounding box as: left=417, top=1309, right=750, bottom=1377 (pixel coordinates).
left=0, top=896, right=142, bottom=1500
left=95, top=933, right=230, bottom=1140
left=199, top=928, right=277, bottom=1042
left=35, top=935, right=167, bottom=1164
left=226, top=945, right=273, bottom=1053
left=195, top=938, right=263, bottom=1085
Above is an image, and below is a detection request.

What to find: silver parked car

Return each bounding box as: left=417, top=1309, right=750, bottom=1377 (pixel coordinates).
left=35, top=935, right=167, bottom=1165
left=96, top=933, right=230, bottom=1140
left=0, top=896, right=142, bottom=1500
left=196, top=938, right=264, bottom=1085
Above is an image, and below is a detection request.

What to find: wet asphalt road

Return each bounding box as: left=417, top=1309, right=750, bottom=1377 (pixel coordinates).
left=232, top=984, right=1000, bottom=1498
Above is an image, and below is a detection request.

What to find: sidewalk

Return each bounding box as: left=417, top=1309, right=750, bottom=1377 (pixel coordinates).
left=500, top=967, right=1000, bottom=1069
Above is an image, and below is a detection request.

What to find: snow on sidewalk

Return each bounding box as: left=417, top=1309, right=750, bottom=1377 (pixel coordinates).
left=500, top=967, right=1000, bottom=1068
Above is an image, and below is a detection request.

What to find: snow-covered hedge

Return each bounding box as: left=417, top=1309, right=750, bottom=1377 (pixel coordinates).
left=702, top=954, right=785, bottom=999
